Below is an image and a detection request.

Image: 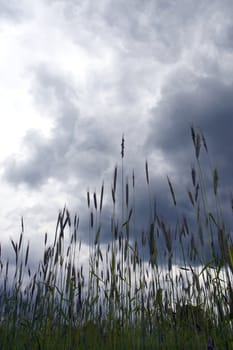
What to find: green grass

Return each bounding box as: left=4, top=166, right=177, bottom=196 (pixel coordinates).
left=0, top=126, right=232, bottom=349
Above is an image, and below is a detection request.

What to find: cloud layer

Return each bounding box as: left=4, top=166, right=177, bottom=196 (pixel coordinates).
left=0, top=0, right=233, bottom=267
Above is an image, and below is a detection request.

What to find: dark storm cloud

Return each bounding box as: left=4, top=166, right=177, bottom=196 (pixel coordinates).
left=144, top=70, right=233, bottom=264
left=147, top=74, right=233, bottom=184
left=74, top=158, right=215, bottom=267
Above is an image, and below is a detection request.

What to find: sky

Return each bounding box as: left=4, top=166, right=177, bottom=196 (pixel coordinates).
left=0, top=0, right=233, bottom=268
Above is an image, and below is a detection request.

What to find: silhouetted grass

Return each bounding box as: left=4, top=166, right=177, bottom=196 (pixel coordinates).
left=0, top=127, right=232, bottom=349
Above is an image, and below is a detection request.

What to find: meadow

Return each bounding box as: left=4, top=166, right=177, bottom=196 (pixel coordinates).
left=0, top=126, right=232, bottom=349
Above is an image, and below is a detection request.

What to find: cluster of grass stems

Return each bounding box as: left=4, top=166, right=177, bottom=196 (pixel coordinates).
left=0, top=127, right=232, bottom=349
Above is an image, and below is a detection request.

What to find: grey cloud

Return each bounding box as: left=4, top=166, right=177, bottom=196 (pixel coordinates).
left=56, top=0, right=201, bottom=64
left=144, top=70, right=233, bottom=263
left=102, top=0, right=198, bottom=63
left=3, top=65, right=114, bottom=188
left=74, top=158, right=219, bottom=267
left=44, top=0, right=233, bottom=66
left=3, top=66, right=78, bottom=187
left=72, top=66, right=233, bottom=265
left=147, top=73, right=233, bottom=167
left=0, top=0, right=25, bottom=21
left=214, top=24, right=233, bottom=51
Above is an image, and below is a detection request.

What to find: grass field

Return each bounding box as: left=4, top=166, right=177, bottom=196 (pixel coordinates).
left=0, top=127, right=232, bottom=349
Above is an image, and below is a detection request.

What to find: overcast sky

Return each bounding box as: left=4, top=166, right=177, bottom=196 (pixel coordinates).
left=0, top=0, right=233, bottom=267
